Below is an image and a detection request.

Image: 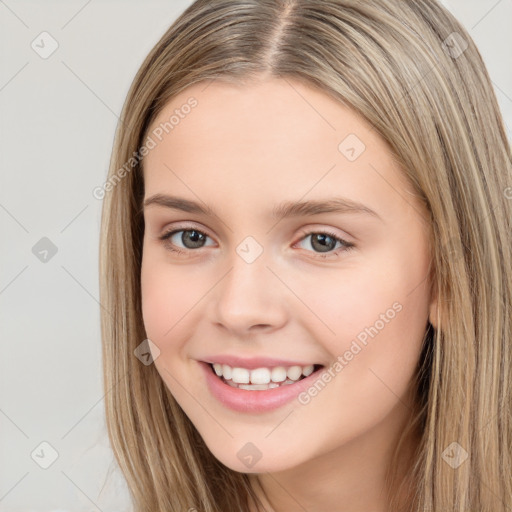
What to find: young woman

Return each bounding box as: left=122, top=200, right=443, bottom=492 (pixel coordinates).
left=99, top=1, right=512, bottom=510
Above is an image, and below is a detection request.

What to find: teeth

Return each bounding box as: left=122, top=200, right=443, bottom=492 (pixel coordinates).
left=287, top=366, right=303, bottom=381
left=250, top=367, right=271, bottom=384
left=238, top=383, right=280, bottom=390
left=231, top=367, right=250, bottom=384
left=271, top=366, right=287, bottom=383
left=222, top=364, right=232, bottom=380
left=211, top=363, right=317, bottom=385
left=303, top=365, right=314, bottom=377
left=227, top=379, right=297, bottom=390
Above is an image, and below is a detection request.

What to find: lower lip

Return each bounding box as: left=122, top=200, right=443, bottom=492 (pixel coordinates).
left=199, top=361, right=324, bottom=413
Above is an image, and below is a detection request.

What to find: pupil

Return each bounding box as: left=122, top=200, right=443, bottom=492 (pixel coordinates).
left=312, top=233, right=336, bottom=253
left=183, top=230, right=205, bottom=248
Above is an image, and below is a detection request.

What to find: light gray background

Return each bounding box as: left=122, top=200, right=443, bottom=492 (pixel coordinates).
left=1, top=1, right=511, bottom=510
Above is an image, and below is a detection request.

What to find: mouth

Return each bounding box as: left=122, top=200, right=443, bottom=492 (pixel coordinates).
left=200, top=360, right=327, bottom=412
left=206, top=362, right=325, bottom=391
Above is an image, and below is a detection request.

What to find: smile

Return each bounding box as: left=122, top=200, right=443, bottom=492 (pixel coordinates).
left=211, top=363, right=320, bottom=390
left=199, top=361, right=326, bottom=413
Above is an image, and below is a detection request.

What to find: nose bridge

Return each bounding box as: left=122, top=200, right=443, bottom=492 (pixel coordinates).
left=211, top=235, right=286, bottom=331
left=222, top=237, right=272, bottom=307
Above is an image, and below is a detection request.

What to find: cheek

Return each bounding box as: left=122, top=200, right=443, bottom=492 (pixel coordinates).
left=293, top=261, right=404, bottom=342
left=140, top=256, right=196, bottom=346
left=324, top=258, right=429, bottom=402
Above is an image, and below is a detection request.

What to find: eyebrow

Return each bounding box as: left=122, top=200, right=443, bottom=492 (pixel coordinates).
left=143, top=194, right=382, bottom=221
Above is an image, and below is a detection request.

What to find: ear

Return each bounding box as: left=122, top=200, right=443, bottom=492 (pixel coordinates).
left=424, top=251, right=439, bottom=329
left=428, top=297, right=438, bottom=330
left=428, top=275, right=439, bottom=330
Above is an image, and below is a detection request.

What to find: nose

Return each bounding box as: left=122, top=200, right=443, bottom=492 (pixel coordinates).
left=208, top=248, right=288, bottom=336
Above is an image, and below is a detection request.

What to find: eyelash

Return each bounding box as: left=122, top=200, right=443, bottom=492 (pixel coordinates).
left=158, top=224, right=355, bottom=259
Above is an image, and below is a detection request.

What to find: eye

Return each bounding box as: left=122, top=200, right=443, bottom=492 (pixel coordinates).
left=158, top=225, right=356, bottom=259
left=294, top=229, right=355, bottom=259
left=159, top=226, right=215, bottom=255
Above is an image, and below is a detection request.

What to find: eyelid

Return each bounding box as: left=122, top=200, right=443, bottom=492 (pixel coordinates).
left=294, top=224, right=353, bottom=244
left=158, top=222, right=355, bottom=257
left=159, top=221, right=215, bottom=240
left=159, top=222, right=352, bottom=241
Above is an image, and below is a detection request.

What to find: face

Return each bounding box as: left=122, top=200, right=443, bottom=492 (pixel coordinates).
left=140, top=77, right=436, bottom=475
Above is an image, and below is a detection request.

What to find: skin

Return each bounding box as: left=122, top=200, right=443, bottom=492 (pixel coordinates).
left=140, top=77, right=438, bottom=512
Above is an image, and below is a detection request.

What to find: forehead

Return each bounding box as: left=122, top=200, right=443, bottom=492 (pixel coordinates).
left=141, top=78, right=422, bottom=223
left=145, top=78, right=377, bottom=159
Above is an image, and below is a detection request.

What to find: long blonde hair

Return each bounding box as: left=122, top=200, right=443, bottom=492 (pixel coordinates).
left=99, top=1, right=512, bottom=510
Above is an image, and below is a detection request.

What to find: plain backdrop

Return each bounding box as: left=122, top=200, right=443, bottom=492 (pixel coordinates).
left=0, top=1, right=511, bottom=510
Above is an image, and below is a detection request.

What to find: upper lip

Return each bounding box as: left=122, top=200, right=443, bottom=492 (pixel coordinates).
left=201, top=355, right=322, bottom=369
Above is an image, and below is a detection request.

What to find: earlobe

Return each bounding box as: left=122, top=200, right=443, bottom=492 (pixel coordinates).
left=426, top=262, right=439, bottom=329
left=428, top=298, right=438, bottom=330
